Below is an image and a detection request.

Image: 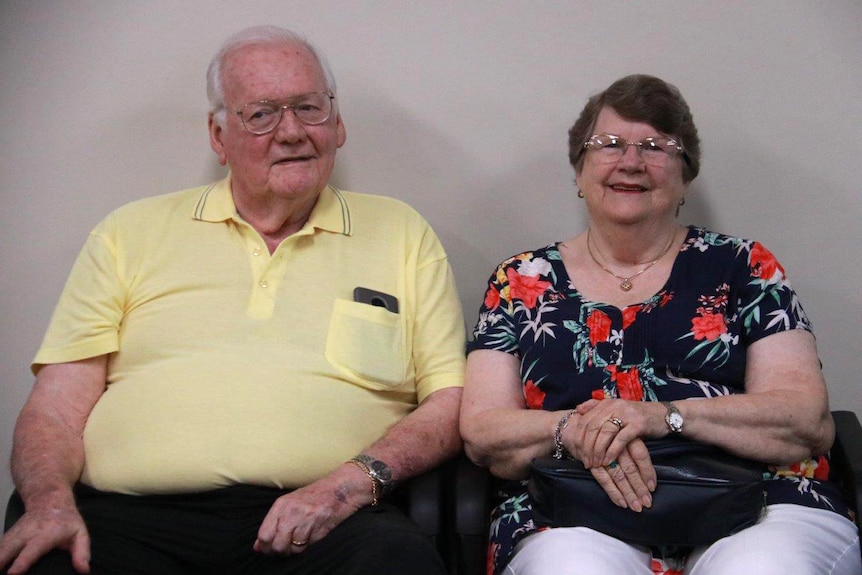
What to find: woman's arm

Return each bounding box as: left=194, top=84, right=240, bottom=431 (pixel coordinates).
left=461, top=349, right=656, bottom=511
left=574, top=329, right=833, bottom=467
left=680, top=329, right=833, bottom=462
left=459, top=349, right=562, bottom=479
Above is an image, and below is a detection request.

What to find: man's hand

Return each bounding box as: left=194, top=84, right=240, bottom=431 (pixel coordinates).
left=0, top=504, right=91, bottom=574
left=3, top=358, right=107, bottom=574
left=253, top=463, right=369, bottom=556
left=253, top=387, right=462, bottom=555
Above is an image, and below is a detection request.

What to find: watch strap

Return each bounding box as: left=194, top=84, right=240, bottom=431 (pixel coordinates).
left=348, top=457, right=379, bottom=505
left=350, top=454, right=397, bottom=497
left=662, top=401, right=684, bottom=433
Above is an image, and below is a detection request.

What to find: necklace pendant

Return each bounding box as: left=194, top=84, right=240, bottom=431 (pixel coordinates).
left=620, top=279, right=633, bottom=291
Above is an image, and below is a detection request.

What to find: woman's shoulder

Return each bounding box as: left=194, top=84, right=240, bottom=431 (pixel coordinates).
left=682, top=226, right=755, bottom=249
left=681, top=226, right=791, bottom=285
left=493, top=243, right=560, bottom=270
left=681, top=226, right=763, bottom=262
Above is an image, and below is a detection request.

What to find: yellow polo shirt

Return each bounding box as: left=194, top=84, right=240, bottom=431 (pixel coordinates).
left=33, top=178, right=465, bottom=494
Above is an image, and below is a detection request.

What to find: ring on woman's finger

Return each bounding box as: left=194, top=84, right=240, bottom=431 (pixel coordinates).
left=608, top=417, right=624, bottom=429
left=606, top=460, right=619, bottom=470
left=291, top=540, right=308, bottom=546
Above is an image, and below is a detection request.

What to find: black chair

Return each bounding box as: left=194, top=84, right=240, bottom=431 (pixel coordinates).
left=3, top=489, right=24, bottom=534
left=391, top=458, right=456, bottom=570
left=452, top=410, right=862, bottom=575
left=829, top=410, right=862, bottom=535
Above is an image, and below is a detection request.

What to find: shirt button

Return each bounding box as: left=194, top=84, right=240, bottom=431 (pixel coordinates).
left=252, top=248, right=262, bottom=256
left=259, top=280, right=268, bottom=289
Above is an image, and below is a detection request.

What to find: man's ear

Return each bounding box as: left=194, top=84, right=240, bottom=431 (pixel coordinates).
left=208, top=113, right=228, bottom=166
left=335, top=113, right=347, bottom=148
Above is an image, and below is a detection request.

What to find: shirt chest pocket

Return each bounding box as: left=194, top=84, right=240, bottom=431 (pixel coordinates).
left=325, top=299, right=408, bottom=390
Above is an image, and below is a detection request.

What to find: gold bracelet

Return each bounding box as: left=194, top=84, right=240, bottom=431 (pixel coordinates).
left=348, top=458, right=379, bottom=506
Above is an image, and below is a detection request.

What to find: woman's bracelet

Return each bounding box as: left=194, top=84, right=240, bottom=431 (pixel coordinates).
left=553, top=409, right=577, bottom=459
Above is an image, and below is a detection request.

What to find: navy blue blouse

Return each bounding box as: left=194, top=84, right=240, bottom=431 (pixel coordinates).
left=467, top=226, right=850, bottom=575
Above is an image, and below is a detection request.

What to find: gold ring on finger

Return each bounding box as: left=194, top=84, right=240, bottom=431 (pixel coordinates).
left=291, top=540, right=308, bottom=546
left=608, top=417, right=624, bottom=429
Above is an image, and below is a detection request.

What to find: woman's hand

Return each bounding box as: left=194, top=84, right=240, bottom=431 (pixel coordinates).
left=564, top=398, right=663, bottom=511
left=588, top=439, right=655, bottom=511
left=570, top=398, right=667, bottom=467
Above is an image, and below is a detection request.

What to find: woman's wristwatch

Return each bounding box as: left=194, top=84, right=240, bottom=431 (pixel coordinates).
left=662, top=401, right=684, bottom=433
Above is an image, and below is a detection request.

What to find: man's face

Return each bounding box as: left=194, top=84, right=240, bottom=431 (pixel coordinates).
left=209, top=42, right=346, bottom=205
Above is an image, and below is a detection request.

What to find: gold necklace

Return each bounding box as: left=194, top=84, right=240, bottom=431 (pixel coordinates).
left=586, top=228, right=677, bottom=292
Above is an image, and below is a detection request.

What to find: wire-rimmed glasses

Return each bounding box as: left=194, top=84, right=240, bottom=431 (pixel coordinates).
left=235, top=92, right=335, bottom=135
left=583, top=134, right=685, bottom=167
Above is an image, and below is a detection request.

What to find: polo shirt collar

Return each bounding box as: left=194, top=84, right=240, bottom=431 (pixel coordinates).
left=192, top=177, right=352, bottom=236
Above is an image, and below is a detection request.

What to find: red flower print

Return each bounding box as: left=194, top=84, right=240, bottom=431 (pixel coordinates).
left=486, top=542, right=499, bottom=575
left=750, top=243, right=785, bottom=282
left=524, top=380, right=546, bottom=409
left=592, top=389, right=607, bottom=401
left=814, top=455, right=830, bottom=481
left=587, top=309, right=612, bottom=346
left=484, top=284, right=500, bottom=310
left=650, top=559, right=683, bottom=575
left=613, top=367, right=644, bottom=401
left=505, top=268, right=551, bottom=309
left=622, top=306, right=640, bottom=330
left=691, top=312, right=728, bottom=341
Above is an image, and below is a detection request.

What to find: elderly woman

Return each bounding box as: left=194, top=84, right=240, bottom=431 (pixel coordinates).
left=460, top=74, right=860, bottom=575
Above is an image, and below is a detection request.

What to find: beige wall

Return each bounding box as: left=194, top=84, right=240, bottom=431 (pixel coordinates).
left=2, top=1, right=860, bottom=505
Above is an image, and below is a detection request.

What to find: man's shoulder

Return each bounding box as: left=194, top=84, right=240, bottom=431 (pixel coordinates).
left=336, top=188, right=414, bottom=210
left=333, top=188, right=427, bottom=223
left=118, top=182, right=217, bottom=210
left=110, top=183, right=216, bottom=216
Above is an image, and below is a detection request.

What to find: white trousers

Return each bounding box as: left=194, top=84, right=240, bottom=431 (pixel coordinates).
left=505, top=505, right=860, bottom=575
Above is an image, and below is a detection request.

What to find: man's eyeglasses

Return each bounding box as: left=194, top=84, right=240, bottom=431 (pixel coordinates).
left=583, top=134, right=685, bottom=166
left=235, top=92, right=335, bottom=135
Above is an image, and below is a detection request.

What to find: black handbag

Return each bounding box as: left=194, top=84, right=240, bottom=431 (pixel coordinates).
left=528, top=438, right=766, bottom=547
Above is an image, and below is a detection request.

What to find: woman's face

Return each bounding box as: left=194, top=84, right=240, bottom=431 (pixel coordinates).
left=575, top=106, right=687, bottom=228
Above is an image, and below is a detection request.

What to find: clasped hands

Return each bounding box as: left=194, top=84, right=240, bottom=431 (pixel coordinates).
left=560, top=398, right=659, bottom=512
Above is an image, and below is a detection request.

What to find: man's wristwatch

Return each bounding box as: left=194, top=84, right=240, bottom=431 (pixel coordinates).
left=662, top=401, right=684, bottom=434
left=350, top=454, right=396, bottom=496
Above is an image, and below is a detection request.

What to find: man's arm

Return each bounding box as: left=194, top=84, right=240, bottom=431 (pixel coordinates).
left=0, top=357, right=107, bottom=575
left=254, top=385, right=462, bottom=555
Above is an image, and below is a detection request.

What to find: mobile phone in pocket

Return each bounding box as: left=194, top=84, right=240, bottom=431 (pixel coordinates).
left=353, top=287, right=399, bottom=314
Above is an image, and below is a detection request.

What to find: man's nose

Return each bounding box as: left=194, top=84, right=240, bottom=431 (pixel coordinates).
left=273, top=108, right=307, bottom=142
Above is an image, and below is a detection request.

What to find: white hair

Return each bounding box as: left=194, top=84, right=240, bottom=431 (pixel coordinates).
left=206, top=26, right=337, bottom=125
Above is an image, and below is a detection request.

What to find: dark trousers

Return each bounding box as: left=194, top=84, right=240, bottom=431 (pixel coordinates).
left=9, top=484, right=446, bottom=575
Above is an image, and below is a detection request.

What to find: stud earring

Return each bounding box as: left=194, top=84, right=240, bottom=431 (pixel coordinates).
left=577, top=189, right=585, bottom=199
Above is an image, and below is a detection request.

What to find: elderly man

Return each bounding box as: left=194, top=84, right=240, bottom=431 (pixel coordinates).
left=0, top=26, right=465, bottom=575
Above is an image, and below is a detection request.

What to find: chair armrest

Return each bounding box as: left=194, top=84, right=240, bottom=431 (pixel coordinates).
left=455, top=453, right=490, bottom=536
left=454, top=453, right=491, bottom=575
left=404, top=463, right=445, bottom=539
left=4, top=490, right=25, bottom=532
left=830, top=410, right=862, bottom=527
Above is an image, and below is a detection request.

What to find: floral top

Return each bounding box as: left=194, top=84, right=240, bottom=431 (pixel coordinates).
left=467, top=227, right=851, bottom=575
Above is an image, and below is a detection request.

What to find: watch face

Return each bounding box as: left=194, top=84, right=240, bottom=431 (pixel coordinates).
left=369, top=460, right=392, bottom=482
left=668, top=412, right=684, bottom=431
